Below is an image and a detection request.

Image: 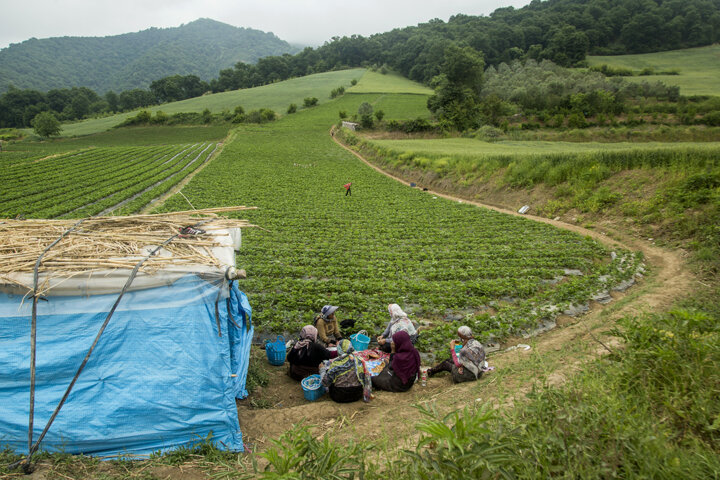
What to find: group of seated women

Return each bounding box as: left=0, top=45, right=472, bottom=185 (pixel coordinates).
left=286, top=303, right=487, bottom=403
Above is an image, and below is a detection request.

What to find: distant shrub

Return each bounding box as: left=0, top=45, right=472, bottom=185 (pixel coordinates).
left=287, top=103, right=297, bottom=114
left=589, top=64, right=635, bottom=76
left=386, top=117, right=435, bottom=134
left=702, top=111, right=720, bottom=126
left=0, top=128, right=22, bottom=141
left=330, top=86, right=345, bottom=98
left=567, top=113, right=588, bottom=128
left=351, top=79, right=358, bottom=86
left=474, top=125, right=504, bottom=141
left=303, top=97, right=318, bottom=108
left=151, top=110, right=168, bottom=124
left=245, top=108, right=277, bottom=123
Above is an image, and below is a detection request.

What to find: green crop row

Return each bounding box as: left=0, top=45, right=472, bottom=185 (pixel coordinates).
left=0, top=143, right=213, bottom=219
left=56, top=143, right=216, bottom=218
left=0, top=146, right=172, bottom=208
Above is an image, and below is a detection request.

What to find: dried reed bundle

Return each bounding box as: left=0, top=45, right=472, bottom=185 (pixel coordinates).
left=0, top=207, right=257, bottom=281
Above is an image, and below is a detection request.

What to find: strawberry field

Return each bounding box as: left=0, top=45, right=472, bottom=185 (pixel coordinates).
left=156, top=92, right=643, bottom=352
left=0, top=142, right=218, bottom=218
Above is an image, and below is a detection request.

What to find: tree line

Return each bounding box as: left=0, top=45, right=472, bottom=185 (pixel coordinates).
left=1, top=0, right=718, bottom=129
left=0, top=75, right=209, bottom=129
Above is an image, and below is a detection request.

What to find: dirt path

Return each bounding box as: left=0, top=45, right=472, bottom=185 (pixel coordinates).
left=139, top=132, right=235, bottom=214
left=234, top=131, right=694, bottom=453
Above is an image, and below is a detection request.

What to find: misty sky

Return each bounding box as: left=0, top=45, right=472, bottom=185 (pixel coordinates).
left=0, top=0, right=532, bottom=49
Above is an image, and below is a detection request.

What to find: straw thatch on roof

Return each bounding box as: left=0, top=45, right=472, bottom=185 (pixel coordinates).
left=0, top=206, right=257, bottom=295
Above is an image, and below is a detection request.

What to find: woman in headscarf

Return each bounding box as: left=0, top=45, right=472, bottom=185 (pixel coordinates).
left=314, top=305, right=343, bottom=347
left=320, top=339, right=372, bottom=403
left=426, top=326, right=486, bottom=383
left=377, top=303, right=418, bottom=353
left=286, top=325, right=332, bottom=381
left=371, top=330, right=421, bottom=392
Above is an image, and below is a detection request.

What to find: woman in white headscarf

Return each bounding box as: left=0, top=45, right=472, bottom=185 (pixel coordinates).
left=426, top=325, right=486, bottom=383
left=377, top=303, right=418, bottom=353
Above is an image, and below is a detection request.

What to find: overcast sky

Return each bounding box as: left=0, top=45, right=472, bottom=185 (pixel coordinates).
left=0, top=0, right=532, bottom=50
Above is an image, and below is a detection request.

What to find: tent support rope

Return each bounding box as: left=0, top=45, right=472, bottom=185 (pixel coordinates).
left=12, top=219, right=211, bottom=472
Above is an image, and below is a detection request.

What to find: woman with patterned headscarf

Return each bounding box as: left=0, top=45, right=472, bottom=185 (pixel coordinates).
left=377, top=303, right=418, bottom=353
left=287, top=325, right=332, bottom=381
left=372, top=330, right=421, bottom=392
left=426, top=326, right=486, bottom=383
left=320, top=339, right=372, bottom=403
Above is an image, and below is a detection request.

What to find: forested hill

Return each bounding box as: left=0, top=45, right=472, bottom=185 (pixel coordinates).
left=211, top=0, right=720, bottom=91
left=0, top=18, right=298, bottom=94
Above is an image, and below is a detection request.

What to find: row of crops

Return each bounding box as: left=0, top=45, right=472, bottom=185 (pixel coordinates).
left=157, top=93, right=643, bottom=352
left=0, top=143, right=217, bottom=219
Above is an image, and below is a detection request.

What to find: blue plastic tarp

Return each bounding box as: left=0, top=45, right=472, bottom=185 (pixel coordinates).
left=0, top=274, right=252, bottom=457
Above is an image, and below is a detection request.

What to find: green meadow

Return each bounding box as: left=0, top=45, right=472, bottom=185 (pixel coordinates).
left=54, top=69, right=367, bottom=137
left=348, top=70, right=434, bottom=94
left=587, top=44, right=720, bottom=96
left=371, top=138, right=720, bottom=157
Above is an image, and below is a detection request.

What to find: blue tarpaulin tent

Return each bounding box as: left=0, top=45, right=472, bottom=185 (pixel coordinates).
left=0, top=218, right=253, bottom=458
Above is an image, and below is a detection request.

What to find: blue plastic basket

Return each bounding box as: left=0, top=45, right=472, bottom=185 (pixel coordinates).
left=264, top=335, right=286, bottom=366
left=454, top=344, right=462, bottom=355
left=350, top=330, right=370, bottom=351
left=301, top=374, right=326, bottom=401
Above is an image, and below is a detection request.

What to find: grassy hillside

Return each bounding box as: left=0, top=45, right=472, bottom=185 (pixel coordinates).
left=54, top=69, right=367, bottom=137
left=348, top=71, right=433, bottom=95
left=587, top=44, right=720, bottom=97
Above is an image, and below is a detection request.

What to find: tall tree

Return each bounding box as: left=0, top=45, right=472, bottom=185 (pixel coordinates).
left=32, top=111, right=61, bottom=137
left=427, top=45, right=485, bottom=130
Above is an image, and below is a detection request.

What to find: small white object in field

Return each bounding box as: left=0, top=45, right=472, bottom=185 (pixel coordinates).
left=518, top=205, right=530, bottom=214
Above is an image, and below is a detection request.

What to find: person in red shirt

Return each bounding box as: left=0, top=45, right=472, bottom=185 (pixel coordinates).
left=344, top=182, right=352, bottom=196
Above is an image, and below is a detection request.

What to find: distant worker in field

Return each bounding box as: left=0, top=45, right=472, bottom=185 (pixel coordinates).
left=320, top=339, right=372, bottom=403
left=426, top=326, right=486, bottom=383
left=344, top=182, right=352, bottom=196
left=287, top=325, right=332, bottom=381
left=314, top=305, right=343, bottom=347
left=377, top=304, right=418, bottom=353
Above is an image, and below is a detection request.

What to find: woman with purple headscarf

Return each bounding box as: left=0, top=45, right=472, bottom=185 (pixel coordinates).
left=287, top=325, right=332, bottom=381
left=371, top=330, right=421, bottom=392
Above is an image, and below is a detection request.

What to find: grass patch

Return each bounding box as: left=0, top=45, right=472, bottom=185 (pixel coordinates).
left=349, top=70, right=433, bottom=95
left=587, top=44, right=720, bottom=96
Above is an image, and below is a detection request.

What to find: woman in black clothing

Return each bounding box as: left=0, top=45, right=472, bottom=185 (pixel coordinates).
left=287, top=325, right=332, bottom=381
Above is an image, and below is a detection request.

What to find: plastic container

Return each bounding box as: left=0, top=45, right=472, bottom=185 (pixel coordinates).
left=264, top=335, right=286, bottom=366
left=454, top=344, right=462, bottom=355
left=301, top=374, right=326, bottom=401
left=350, top=330, right=370, bottom=351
